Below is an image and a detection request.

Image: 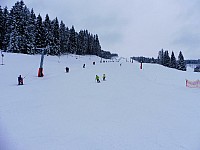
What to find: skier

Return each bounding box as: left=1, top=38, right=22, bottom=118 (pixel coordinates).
left=18, top=75, right=23, bottom=85
left=140, top=61, right=143, bottom=69
left=95, top=75, right=100, bottom=83
left=103, top=74, right=106, bottom=81
left=83, top=64, right=86, bottom=68
left=66, top=67, right=69, bottom=73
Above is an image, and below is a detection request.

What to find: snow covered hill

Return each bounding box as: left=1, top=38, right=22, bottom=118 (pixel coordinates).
left=0, top=53, right=200, bottom=150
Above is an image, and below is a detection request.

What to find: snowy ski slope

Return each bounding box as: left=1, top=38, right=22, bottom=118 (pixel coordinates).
left=0, top=53, right=200, bottom=150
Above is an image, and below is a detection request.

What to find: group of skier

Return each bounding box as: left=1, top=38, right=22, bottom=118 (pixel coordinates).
left=95, top=74, right=106, bottom=83
left=17, top=61, right=106, bottom=85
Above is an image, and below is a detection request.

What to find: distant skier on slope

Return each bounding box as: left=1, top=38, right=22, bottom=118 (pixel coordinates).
left=18, top=75, right=23, bottom=85
left=103, top=74, right=106, bottom=81
left=65, top=67, right=69, bottom=73
left=95, top=75, right=100, bottom=83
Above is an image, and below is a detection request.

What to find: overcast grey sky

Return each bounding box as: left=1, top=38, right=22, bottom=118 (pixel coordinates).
left=1, top=0, right=200, bottom=59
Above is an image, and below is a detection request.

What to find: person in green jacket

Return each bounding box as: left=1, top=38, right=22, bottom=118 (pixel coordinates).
left=95, top=75, right=100, bottom=83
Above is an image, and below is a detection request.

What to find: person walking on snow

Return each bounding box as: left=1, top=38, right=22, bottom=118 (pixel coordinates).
left=95, top=75, right=100, bottom=83
left=103, top=74, right=106, bottom=81
left=18, top=75, right=23, bottom=85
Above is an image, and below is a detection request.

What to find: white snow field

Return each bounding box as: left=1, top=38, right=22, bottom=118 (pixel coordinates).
left=0, top=53, right=200, bottom=150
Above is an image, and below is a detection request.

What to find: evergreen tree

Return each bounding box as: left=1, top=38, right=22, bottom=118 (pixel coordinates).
left=68, top=26, right=77, bottom=54
left=64, top=27, right=70, bottom=54
left=18, top=1, right=27, bottom=53
left=158, top=49, right=164, bottom=65
left=2, top=7, right=10, bottom=51
left=77, top=30, right=81, bottom=55
left=83, top=30, right=89, bottom=55
left=8, top=0, right=28, bottom=53
left=8, top=27, right=19, bottom=53
left=21, top=5, right=32, bottom=54
left=87, top=33, right=95, bottom=55
left=170, top=51, right=176, bottom=68
left=0, top=6, right=4, bottom=49
left=76, top=30, right=84, bottom=55
left=94, top=34, right=101, bottom=56
left=35, top=14, right=45, bottom=49
left=163, top=50, right=170, bottom=67
left=51, top=17, right=60, bottom=55
left=43, top=14, right=53, bottom=54
left=59, top=20, right=68, bottom=54
left=26, top=8, right=36, bottom=54
left=177, top=51, right=186, bottom=71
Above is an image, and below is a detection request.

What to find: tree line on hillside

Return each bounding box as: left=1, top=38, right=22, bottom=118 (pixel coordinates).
left=185, top=59, right=200, bottom=64
left=0, top=1, right=117, bottom=59
left=185, top=59, right=200, bottom=72
left=131, top=49, right=187, bottom=71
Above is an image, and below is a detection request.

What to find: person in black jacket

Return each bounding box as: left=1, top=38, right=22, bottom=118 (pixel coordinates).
left=65, top=67, right=69, bottom=73
left=18, top=75, right=23, bottom=85
left=103, top=74, right=106, bottom=81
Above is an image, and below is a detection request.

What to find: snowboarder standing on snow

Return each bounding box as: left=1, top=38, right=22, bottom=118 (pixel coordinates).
left=18, top=75, right=23, bottom=85
left=103, top=74, right=106, bottom=81
left=95, top=75, right=100, bottom=83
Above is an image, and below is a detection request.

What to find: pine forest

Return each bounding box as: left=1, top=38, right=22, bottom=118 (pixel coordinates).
left=0, top=1, right=117, bottom=58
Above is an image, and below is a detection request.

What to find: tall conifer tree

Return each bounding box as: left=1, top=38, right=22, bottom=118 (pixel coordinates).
left=163, top=50, right=170, bottom=67
left=177, top=51, right=186, bottom=71
left=26, top=8, right=36, bottom=54
left=170, top=51, right=176, bottom=68
left=2, top=7, right=10, bottom=51
left=43, top=14, right=53, bottom=54
left=59, top=20, right=68, bottom=54
left=35, top=14, right=45, bottom=49
left=0, top=6, right=4, bottom=49
left=68, top=26, right=77, bottom=54
left=52, top=17, right=60, bottom=55
left=158, top=49, right=164, bottom=65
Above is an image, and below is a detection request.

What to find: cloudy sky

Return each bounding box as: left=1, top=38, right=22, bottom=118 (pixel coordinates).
left=1, top=0, right=200, bottom=59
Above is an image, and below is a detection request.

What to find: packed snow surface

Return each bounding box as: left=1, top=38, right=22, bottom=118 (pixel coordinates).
left=0, top=53, right=200, bottom=150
